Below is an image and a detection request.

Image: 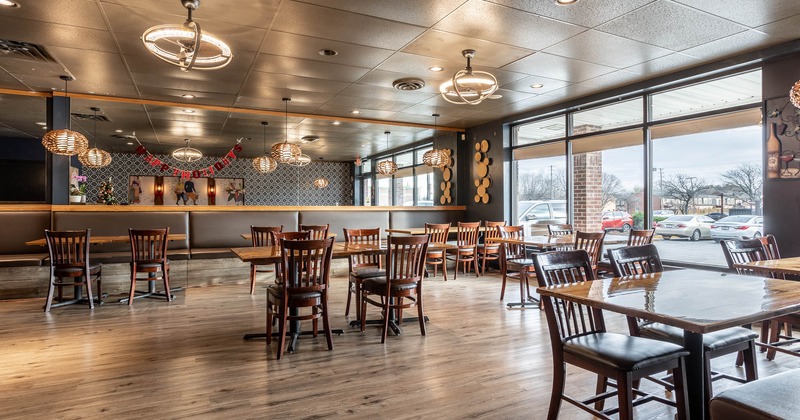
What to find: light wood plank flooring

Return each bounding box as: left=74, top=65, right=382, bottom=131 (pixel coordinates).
left=1, top=269, right=799, bottom=419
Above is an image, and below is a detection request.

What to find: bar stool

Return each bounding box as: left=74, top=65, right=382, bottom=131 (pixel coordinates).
left=127, top=228, right=172, bottom=305
left=44, top=229, right=102, bottom=312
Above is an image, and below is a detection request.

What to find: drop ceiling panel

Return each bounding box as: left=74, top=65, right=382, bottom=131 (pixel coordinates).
left=272, top=1, right=427, bottom=50
left=239, top=71, right=351, bottom=97
left=101, top=0, right=282, bottom=29
left=756, top=14, right=800, bottom=41
left=597, top=1, right=747, bottom=51
left=503, top=52, right=617, bottom=83
left=260, top=31, right=395, bottom=68
left=673, top=0, right=800, bottom=28
left=433, top=0, right=586, bottom=50
left=0, top=0, right=106, bottom=28
left=338, top=84, right=438, bottom=104
left=0, top=16, right=118, bottom=53
left=500, top=75, right=572, bottom=95
left=544, top=30, right=672, bottom=69
left=298, top=0, right=469, bottom=27
left=325, top=95, right=417, bottom=113
left=401, top=29, right=534, bottom=67
left=624, top=53, right=702, bottom=78
left=681, top=30, right=775, bottom=62
left=487, top=0, right=656, bottom=28
left=251, top=54, right=370, bottom=83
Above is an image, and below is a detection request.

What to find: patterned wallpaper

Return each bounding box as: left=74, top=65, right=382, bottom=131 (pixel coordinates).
left=81, top=153, right=353, bottom=206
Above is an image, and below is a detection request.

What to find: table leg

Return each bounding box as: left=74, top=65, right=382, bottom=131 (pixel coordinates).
left=507, top=270, right=539, bottom=309
left=245, top=307, right=343, bottom=351
left=683, top=330, right=706, bottom=420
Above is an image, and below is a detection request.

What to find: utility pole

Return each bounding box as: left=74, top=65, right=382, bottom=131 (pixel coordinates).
left=549, top=165, right=554, bottom=199
left=652, top=167, right=663, bottom=193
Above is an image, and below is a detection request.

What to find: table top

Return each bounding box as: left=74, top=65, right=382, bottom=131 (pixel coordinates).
left=735, top=256, right=800, bottom=276
left=494, top=234, right=628, bottom=248
left=26, top=233, right=187, bottom=247
left=231, top=242, right=384, bottom=264
left=240, top=233, right=337, bottom=241
left=385, top=226, right=487, bottom=235
left=536, top=269, right=800, bottom=334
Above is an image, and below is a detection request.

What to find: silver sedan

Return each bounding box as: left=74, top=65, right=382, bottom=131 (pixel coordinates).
left=655, top=215, right=715, bottom=241
left=710, top=215, right=763, bottom=242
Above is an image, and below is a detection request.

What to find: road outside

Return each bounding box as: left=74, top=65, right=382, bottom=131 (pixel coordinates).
left=605, top=235, right=728, bottom=268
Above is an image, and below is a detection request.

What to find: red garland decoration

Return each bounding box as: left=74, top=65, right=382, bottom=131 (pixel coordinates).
left=134, top=140, right=243, bottom=179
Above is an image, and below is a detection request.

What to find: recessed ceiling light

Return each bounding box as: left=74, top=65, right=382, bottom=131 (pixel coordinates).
left=115, top=129, right=123, bottom=133
left=183, top=109, right=195, bottom=113
left=127, top=142, right=133, bottom=145
left=428, top=66, right=444, bottom=72
left=42, top=126, right=47, bottom=130
left=351, top=110, right=360, bottom=115
left=182, top=94, right=196, bottom=99
left=318, top=49, right=338, bottom=56
left=332, top=121, right=341, bottom=125
left=555, top=0, right=579, bottom=4
left=530, top=83, right=544, bottom=89
left=0, top=0, right=20, bottom=8
left=35, top=122, right=46, bottom=126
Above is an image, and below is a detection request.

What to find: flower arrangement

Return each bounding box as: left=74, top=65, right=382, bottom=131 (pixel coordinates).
left=69, top=175, right=87, bottom=196
left=97, top=177, right=119, bottom=205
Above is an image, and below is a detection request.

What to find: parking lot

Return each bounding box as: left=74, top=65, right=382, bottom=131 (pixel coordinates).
left=605, top=236, right=727, bottom=268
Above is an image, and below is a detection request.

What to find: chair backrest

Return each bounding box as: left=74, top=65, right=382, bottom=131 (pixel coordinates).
left=608, top=244, right=664, bottom=277
left=129, top=228, right=169, bottom=263
left=498, top=225, right=525, bottom=261
left=425, top=223, right=450, bottom=244
left=721, top=238, right=768, bottom=275
left=759, top=234, right=781, bottom=260
left=343, top=228, right=381, bottom=270
left=548, top=224, right=573, bottom=236
left=386, top=234, right=429, bottom=287
left=299, top=224, right=330, bottom=240
left=533, top=249, right=604, bottom=348
left=483, top=221, right=506, bottom=245
left=280, top=237, right=334, bottom=290
left=573, top=231, right=606, bottom=266
left=251, top=225, right=282, bottom=247
left=627, top=229, right=655, bottom=246
left=456, top=221, right=480, bottom=247
left=45, top=229, right=91, bottom=268
left=271, top=231, right=311, bottom=244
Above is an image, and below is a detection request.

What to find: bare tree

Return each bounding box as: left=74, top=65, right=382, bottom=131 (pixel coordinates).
left=517, top=169, right=567, bottom=201
left=662, top=174, right=709, bottom=214
left=602, top=172, right=626, bottom=208
left=721, top=163, right=763, bottom=205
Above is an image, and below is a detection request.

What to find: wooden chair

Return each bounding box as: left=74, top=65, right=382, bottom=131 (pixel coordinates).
left=477, top=221, right=505, bottom=275
left=343, top=228, right=384, bottom=319
left=43, top=229, right=102, bottom=312
left=722, top=237, right=800, bottom=361
left=266, top=237, right=335, bottom=359
left=299, top=224, right=329, bottom=240
left=498, top=225, right=539, bottom=306
left=424, top=223, right=450, bottom=280
left=597, top=229, right=654, bottom=276
left=609, top=244, right=758, bottom=404
left=573, top=231, right=606, bottom=274
left=547, top=224, right=573, bottom=236
left=533, top=249, right=690, bottom=420
left=360, top=234, right=428, bottom=343
left=249, top=225, right=282, bottom=294
left=270, top=231, right=311, bottom=281
left=128, top=228, right=172, bottom=306
left=446, top=221, right=481, bottom=279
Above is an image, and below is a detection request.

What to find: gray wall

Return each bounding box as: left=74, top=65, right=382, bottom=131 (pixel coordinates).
left=463, top=120, right=505, bottom=224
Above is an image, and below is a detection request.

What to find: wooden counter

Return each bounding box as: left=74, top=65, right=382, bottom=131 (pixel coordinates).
left=0, top=204, right=466, bottom=212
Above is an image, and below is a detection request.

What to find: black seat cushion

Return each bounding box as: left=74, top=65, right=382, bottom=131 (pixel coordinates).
left=362, top=277, right=418, bottom=294
left=266, top=284, right=321, bottom=301
left=710, top=368, right=800, bottom=420
left=640, top=323, right=757, bottom=351
left=352, top=267, right=385, bottom=279
left=506, top=258, right=536, bottom=272
left=564, top=332, right=689, bottom=372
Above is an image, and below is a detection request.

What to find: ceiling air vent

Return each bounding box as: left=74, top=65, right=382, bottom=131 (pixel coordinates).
left=71, top=112, right=111, bottom=122
left=393, top=78, right=425, bottom=91
left=0, top=39, right=56, bottom=62
left=111, top=134, right=136, bottom=139
left=301, top=135, right=320, bottom=143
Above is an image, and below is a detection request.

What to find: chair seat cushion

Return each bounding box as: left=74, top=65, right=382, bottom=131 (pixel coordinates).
left=640, top=323, right=757, bottom=351
left=266, top=284, right=322, bottom=301
left=54, top=262, right=102, bottom=276
left=564, top=332, right=688, bottom=371
left=352, top=267, right=385, bottom=279
left=710, top=368, right=800, bottom=420
left=362, top=277, right=418, bottom=294
left=506, top=258, right=536, bottom=272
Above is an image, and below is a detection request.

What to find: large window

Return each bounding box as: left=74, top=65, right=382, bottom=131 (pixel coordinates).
left=513, top=142, right=567, bottom=235
left=356, top=143, right=435, bottom=206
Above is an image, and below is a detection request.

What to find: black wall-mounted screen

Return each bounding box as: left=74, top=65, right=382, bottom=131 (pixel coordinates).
left=0, top=159, right=46, bottom=202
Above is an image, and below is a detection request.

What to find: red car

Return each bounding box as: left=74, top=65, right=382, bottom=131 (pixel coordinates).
left=602, top=211, right=633, bottom=232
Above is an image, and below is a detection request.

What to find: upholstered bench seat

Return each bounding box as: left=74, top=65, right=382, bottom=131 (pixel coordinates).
left=710, top=368, right=800, bottom=419
left=189, top=248, right=234, bottom=259
left=0, top=253, right=47, bottom=267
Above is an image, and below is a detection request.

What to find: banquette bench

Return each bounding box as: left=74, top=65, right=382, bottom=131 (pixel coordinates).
left=0, top=205, right=466, bottom=299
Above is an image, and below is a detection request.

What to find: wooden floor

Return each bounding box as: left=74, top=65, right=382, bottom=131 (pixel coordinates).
left=2, top=268, right=800, bottom=419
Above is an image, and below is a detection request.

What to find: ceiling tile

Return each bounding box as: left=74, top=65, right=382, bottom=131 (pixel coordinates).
left=672, top=0, right=800, bottom=28
left=0, top=16, right=117, bottom=53
left=1, top=0, right=107, bottom=29
left=260, top=31, right=395, bottom=68
left=338, top=84, right=438, bottom=104
left=325, top=95, right=416, bottom=113
left=544, top=30, right=672, bottom=69
left=487, top=0, right=656, bottom=28
left=756, top=14, right=800, bottom=42
left=502, top=52, right=617, bottom=83
left=296, top=0, right=469, bottom=27
left=239, top=71, right=352, bottom=97
left=433, top=0, right=586, bottom=50
left=272, top=1, right=427, bottom=50
left=402, top=29, right=534, bottom=67
left=597, top=1, right=748, bottom=51
left=680, top=30, right=776, bottom=61
left=101, top=0, right=282, bottom=30
left=500, top=75, right=572, bottom=95
left=623, top=53, right=702, bottom=77
left=356, top=69, right=444, bottom=95
left=251, top=54, right=370, bottom=83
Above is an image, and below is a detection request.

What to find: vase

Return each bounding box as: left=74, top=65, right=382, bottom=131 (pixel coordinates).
left=69, top=195, right=82, bottom=204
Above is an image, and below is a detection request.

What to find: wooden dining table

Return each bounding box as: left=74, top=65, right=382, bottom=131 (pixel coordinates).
left=385, top=226, right=486, bottom=235
left=734, top=255, right=800, bottom=277
left=26, top=233, right=187, bottom=247
left=536, top=269, right=800, bottom=420
left=240, top=232, right=337, bottom=241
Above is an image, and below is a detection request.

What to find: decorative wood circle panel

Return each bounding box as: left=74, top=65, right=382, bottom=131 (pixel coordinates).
left=438, top=148, right=454, bottom=205
left=473, top=139, right=491, bottom=205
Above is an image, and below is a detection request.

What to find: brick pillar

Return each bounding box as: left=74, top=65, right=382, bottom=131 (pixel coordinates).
left=573, top=152, right=603, bottom=232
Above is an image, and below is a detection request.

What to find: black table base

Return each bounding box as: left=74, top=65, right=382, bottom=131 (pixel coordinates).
left=118, top=279, right=181, bottom=303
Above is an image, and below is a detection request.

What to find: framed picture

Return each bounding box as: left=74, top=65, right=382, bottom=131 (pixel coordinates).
left=128, top=176, right=155, bottom=205
left=166, top=176, right=208, bottom=205
left=216, top=178, right=245, bottom=206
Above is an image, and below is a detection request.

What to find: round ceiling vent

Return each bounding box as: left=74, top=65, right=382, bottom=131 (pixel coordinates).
left=393, top=77, right=425, bottom=91
left=301, top=135, right=320, bottom=143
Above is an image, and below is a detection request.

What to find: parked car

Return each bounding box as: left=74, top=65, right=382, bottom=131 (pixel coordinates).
left=653, top=209, right=675, bottom=217
left=602, top=211, right=633, bottom=232
left=517, top=200, right=567, bottom=236
left=655, top=215, right=715, bottom=241
left=710, top=215, right=763, bottom=242
left=705, top=212, right=729, bottom=221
